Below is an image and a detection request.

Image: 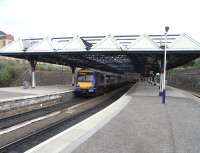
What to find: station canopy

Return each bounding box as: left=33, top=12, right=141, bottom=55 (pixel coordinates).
left=0, top=33, right=200, bottom=75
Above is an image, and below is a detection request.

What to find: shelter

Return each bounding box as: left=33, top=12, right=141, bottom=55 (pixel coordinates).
left=0, top=33, right=199, bottom=75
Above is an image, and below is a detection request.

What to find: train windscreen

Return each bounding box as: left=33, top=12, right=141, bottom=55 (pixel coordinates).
left=77, top=75, right=94, bottom=82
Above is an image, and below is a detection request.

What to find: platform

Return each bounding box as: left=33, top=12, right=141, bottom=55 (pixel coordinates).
left=0, top=85, right=73, bottom=101
left=26, top=82, right=200, bottom=153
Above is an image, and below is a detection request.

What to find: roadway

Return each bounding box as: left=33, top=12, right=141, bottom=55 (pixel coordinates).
left=26, top=82, right=200, bottom=153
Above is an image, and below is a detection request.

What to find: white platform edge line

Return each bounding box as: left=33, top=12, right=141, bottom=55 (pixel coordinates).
left=0, top=89, right=74, bottom=103
left=25, top=85, right=136, bottom=153
left=63, top=96, right=132, bottom=153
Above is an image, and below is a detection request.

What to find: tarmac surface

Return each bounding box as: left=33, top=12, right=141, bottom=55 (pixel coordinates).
left=0, top=85, right=73, bottom=101
left=72, top=82, right=200, bottom=153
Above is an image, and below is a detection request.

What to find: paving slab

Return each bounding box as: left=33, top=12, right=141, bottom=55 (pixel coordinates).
left=72, top=82, right=200, bottom=153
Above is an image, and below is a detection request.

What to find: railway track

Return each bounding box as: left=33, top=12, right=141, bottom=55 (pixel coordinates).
left=0, top=85, right=131, bottom=153
left=0, top=95, right=89, bottom=130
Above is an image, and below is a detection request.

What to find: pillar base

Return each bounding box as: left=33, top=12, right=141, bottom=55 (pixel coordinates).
left=29, top=59, right=37, bottom=89
left=162, top=90, right=166, bottom=104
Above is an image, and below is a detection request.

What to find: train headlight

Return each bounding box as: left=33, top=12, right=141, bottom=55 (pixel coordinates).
left=88, top=88, right=94, bottom=92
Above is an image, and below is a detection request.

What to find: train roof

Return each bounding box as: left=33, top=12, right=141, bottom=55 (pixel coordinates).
left=79, top=68, right=93, bottom=73
left=78, top=68, right=138, bottom=78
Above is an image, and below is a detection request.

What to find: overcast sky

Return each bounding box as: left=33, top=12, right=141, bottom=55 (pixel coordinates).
left=0, top=0, right=200, bottom=41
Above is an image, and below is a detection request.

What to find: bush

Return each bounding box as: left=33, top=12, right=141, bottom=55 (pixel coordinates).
left=0, top=60, right=22, bottom=86
left=0, top=59, right=71, bottom=87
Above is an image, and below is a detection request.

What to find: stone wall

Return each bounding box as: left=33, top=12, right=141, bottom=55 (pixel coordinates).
left=35, top=71, right=72, bottom=86
left=167, top=69, right=200, bottom=94
left=11, top=70, right=72, bottom=86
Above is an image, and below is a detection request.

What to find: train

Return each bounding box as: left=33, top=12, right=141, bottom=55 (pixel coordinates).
left=74, top=68, right=137, bottom=96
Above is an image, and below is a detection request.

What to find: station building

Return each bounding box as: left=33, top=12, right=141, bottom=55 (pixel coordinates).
left=0, top=31, right=14, bottom=48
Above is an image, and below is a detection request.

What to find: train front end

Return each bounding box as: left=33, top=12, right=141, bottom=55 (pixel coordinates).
left=75, top=69, right=96, bottom=95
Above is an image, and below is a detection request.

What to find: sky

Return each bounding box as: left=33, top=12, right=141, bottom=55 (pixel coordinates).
left=0, top=0, right=200, bottom=41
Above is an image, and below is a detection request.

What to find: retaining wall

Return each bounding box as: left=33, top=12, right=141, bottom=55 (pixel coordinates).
left=11, top=70, right=72, bottom=87
left=0, top=91, right=74, bottom=119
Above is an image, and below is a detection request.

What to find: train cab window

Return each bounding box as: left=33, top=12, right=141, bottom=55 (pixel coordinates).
left=78, top=75, right=94, bottom=82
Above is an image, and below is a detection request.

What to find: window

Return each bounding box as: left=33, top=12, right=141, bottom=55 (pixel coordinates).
left=78, top=75, right=94, bottom=82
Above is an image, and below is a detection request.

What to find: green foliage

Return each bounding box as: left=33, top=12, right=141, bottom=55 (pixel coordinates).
left=0, top=60, right=20, bottom=86
left=183, top=60, right=195, bottom=68
left=175, top=57, right=200, bottom=70
left=0, top=59, right=71, bottom=87
left=195, top=58, right=200, bottom=67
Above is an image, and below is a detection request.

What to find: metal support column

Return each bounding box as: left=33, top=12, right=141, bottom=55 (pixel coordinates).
left=29, top=59, right=37, bottom=88
left=162, top=26, right=169, bottom=104
left=71, top=66, right=76, bottom=86
left=158, top=59, right=163, bottom=96
left=159, top=72, right=163, bottom=96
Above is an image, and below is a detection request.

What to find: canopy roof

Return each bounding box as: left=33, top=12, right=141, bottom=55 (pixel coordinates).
left=27, top=37, right=54, bottom=52
left=90, top=35, right=122, bottom=51
left=61, top=36, right=88, bottom=51
left=0, top=33, right=199, bottom=75
left=128, top=34, right=161, bottom=50
left=1, top=39, right=24, bottom=52
left=1, top=33, right=200, bottom=53
left=169, top=33, right=200, bottom=50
